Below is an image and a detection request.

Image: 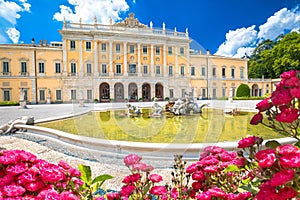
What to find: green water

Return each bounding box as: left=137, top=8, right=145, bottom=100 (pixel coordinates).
left=38, top=108, right=283, bottom=143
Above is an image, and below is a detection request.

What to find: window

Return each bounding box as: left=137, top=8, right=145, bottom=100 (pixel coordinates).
left=86, top=63, right=92, bottom=75
left=231, top=68, right=235, bottom=78
left=180, top=66, right=185, bottom=76
left=212, top=68, right=216, bottom=77
left=70, top=40, right=76, bottom=50
left=39, top=90, right=45, bottom=101
left=87, top=90, right=92, bottom=100
left=156, top=46, right=160, bottom=55
left=56, top=90, right=62, bottom=101
left=222, top=67, right=226, bottom=77
left=101, top=43, right=106, bottom=51
left=180, top=47, right=184, bottom=55
left=222, top=88, right=226, bottom=97
left=191, top=66, right=195, bottom=76
left=156, top=66, right=160, bottom=74
left=71, top=63, right=76, bottom=75
left=116, top=64, right=122, bottom=74
left=3, top=90, right=10, bottom=101
left=202, top=88, right=206, bottom=98
left=169, top=66, right=173, bottom=76
left=38, top=62, right=45, bottom=73
left=143, top=65, right=148, bottom=74
left=213, top=88, right=217, bottom=98
left=142, top=46, right=147, bottom=54
left=55, top=63, right=61, bottom=73
left=71, top=90, right=76, bottom=100
left=3, top=62, right=9, bottom=74
left=168, top=46, right=172, bottom=55
left=169, top=89, right=174, bottom=98
left=201, top=67, right=205, bottom=76
left=129, top=45, right=134, bottom=53
left=21, top=62, right=27, bottom=75
left=86, top=41, right=91, bottom=51
left=116, top=44, right=120, bottom=53
left=22, top=89, right=28, bottom=101
left=102, top=64, right=107, bottom=74
left=129, top=64, right=136, bottom=74
left=240, top=68, right=244, bottom=78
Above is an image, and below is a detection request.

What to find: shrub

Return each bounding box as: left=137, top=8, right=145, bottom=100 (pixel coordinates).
left=236, top=84, right=250, bottom=97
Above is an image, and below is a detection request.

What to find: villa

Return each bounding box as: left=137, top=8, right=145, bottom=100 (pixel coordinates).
left=0, top=13, right=272, bottom=104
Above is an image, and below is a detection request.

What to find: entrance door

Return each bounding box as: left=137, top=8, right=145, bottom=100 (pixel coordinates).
left=155, top=83, right=164, bottom=101
left=99, top=83, right=110, bottom=102
left=114, top=83, right=124, bottom=102
left=142, top=83, right=151, bottom=101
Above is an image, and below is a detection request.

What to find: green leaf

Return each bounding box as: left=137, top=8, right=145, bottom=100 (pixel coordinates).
left=294, top=141, right=300, bottom=149
left=224, top=164, right=239, bottom=172
left=92, top=174, right=114, bottom=185
left=265, top=140, right=281, bottom=149
left=78, top=164, right=92, bottom=184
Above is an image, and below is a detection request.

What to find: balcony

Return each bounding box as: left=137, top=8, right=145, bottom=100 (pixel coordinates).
left=2, top=72, right=10, bottom=76
left=20, top=72, right=28, bottom=76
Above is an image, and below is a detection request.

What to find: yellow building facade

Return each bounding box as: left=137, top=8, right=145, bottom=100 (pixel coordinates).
left=0, top=13, right=268, bottom=104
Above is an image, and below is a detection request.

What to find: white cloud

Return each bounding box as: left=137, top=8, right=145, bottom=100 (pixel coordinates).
left=0, top=0, right=31, bottom=43
left=258, top=8, right=300, bottom=40
left=6, top=27, right=20, bottom=43
left=215, top=25, right=257, bottom=57
left=53, top=0, right=129, bottom=24
left=216, top=7, right=300, bottom=58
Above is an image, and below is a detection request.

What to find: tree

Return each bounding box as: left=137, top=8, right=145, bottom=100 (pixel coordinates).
left=236, top=84, right=250, bottom=97
left=248, top=31, right=300, bottom=78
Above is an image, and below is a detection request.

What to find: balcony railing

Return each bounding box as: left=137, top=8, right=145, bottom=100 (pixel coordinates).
left=2, top=72, right=10, bottom=76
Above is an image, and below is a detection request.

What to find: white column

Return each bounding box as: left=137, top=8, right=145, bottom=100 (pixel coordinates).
left=79, top=40, right=84, bottom=76
left=94, top=41, right=99, bottom=76
left=62, top=39, right=68, bottom=76
left=163, top=44, right=167, bottom=77
left=137, top=43, right=141, bottom=76
left=109, top=40, right=113, bottom=76
left=151, top=44, right=154, bottom=77
left=123, top=42, right=128, bottom=76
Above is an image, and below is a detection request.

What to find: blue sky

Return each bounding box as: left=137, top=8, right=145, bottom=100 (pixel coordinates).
left=0, top=0, right=300, bottom=57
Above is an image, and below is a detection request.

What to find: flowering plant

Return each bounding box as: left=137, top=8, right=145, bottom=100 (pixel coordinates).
left=250, top=70, right=300, bottom=141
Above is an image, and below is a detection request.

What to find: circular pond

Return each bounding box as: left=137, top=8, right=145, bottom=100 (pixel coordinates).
left=38, top=108, right=283, bottom=144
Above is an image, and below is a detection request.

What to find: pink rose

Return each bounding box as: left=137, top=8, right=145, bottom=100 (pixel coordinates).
left=256, top=98, right=272, bottom=112
left=120, top=185, right=136, bottom=197
left=277, top=187, right=298, bottom=199
left=270, top=169, right=295, bottom=186
left=149, top=186, right=167, bottom=196
left=280, top=70, right=297, bottom=79
left=106, top=192, right=120, bottom=200
left=186, top=163, right=199, bottom=174
left=192, top=181, right=202, bottom=190
left=3, top=184, right=26, bottom=197
left=277, top=144, right=299, bottom=155
left=255, top=149, right=276, bottom=168
left=149, top=174, right=163, bottom=183
left=192, top=171, right=205, bottom=181
left=123, top=154, right=141, bottom=166
left=122, top=173, right=141, bottom=184
left=238, top=136, right=258, bottom=148
left=276, top=108, right=299, bottom=123
left=279, top=154, right=300, bottom=168
left=271, top=89, right=293, bottom=105
left=290, top=86, right=300, bottom=98
left=250, top=113, right=263, bottom=125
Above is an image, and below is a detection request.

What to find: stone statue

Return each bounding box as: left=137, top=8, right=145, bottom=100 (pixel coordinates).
left=0, top=116, right=34, bottom=134
left=166, top=92, right=208, bottom=115
left=151, top=102, right=163, bottom=117
left=127, top=104, right=142, bottom=116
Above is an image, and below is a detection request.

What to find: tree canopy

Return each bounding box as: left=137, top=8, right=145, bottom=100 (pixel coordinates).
left=248, top=31, right=300, bottom=79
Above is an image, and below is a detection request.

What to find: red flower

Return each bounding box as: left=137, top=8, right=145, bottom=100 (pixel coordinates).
left=192, top=181, right=202, bottom=190
left=255, top=149, right=276, bottom=168
left=122, top=173, right=141, bottom=184
left=186, top=162, right=200, bottom=174
left=275, top=108, right=299, bottom=123
left=250, top=113, right=263, bottom=125
left=123, top=154, right=141, bottom=166
left=120, top=185, right=136, bottom=197
left=192, top=171, right=206, bottom=181
left=290, top=86, right=300, bottom=98
left=280, top=70, right=297, bottom=79
left=279, top=154, right=300, bottom=168
left=106, top=192, right=120, bottom=200
left=270, top=169, right=295, bottom=187
left=149, top=186, right=167, bottom=196
left=271, top=89, right=293, bottom=106
left=149, top=174, right=163, bottom=183
left=256, top=98, right=272, bottom=112
left=277, top=144, right=299, bottom=155
left=238, top=136, right=259, bottom=148
left=278, top=187, right=298, bottom=199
